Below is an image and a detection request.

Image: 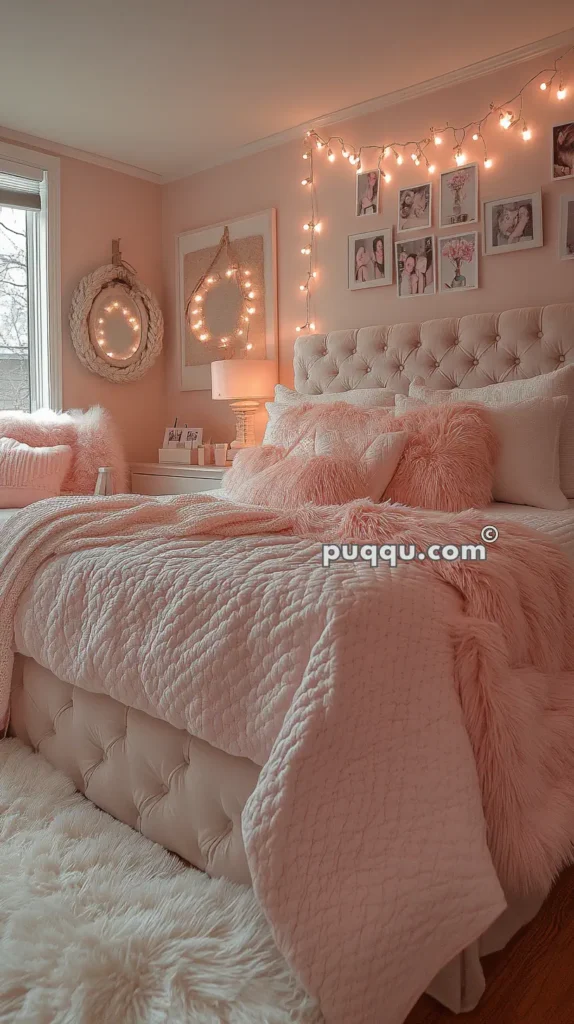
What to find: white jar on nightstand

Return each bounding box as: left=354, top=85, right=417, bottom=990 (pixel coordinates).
left=130, top=463, right=228, bottom=496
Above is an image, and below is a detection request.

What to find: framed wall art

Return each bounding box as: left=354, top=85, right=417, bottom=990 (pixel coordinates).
left=348, top=228, right=393, bottom=289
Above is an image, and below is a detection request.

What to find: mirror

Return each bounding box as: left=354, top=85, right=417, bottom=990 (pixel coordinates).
left=88, top=284, right=147, bottom=366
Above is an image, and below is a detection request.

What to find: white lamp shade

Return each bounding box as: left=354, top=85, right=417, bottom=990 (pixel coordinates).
left=211, top=359, right=276, bottom=401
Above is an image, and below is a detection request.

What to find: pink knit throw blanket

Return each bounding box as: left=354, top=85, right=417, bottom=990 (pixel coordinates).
left=2, top=493, right=574, bottom=1024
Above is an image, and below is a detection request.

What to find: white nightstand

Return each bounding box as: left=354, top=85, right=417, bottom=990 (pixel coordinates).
left=131, top=463, right=228, bottom=496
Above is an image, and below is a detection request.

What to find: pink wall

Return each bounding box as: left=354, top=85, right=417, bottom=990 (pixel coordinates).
left=162, top=50, right=574, bottom=436
left=59, top=158, right=165, bottom=462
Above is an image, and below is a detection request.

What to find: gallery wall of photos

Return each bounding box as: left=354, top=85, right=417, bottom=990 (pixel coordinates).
left=296, top=45, right=574, bottom=334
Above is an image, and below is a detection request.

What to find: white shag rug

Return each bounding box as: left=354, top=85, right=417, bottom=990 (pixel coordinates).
left=0, top=739, right=322, bottom=1024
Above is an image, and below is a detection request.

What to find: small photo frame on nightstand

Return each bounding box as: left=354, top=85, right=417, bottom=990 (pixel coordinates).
left=163, top=426, right=203, bottom=449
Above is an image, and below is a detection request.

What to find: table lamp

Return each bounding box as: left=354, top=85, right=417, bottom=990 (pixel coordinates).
left=211, top=359, right=276, bottom=451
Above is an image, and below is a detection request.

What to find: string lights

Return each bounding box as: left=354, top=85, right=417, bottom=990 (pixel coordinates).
left=96, top=300, right=141, bottom=361
left=185, top=226, right=255, bottom=355
left=297, top=45, right=572, bottom=335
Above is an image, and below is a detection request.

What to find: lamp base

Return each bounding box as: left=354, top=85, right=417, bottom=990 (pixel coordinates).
left=230, top=400, right=259, bottom=448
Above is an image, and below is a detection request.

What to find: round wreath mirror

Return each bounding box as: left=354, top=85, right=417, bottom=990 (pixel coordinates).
left=70, top=243, right=163, bottom=383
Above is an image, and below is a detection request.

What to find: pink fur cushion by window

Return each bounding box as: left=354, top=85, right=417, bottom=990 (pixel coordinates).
left=0, top=437, right=72, bottom=507
left=0, top=406, right=127, bottom=494
left=225, top=403, right=408, bottom=506
left=396, top=393, right=568, bottom=510
left=384, top=403, right=499, bottom=511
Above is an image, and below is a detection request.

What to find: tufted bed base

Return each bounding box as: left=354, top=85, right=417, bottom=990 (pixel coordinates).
left=9, top=654, right=544, bottom=1015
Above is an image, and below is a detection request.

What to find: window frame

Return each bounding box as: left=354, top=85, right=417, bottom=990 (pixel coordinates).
left=0, top=141, right=61, bottom=411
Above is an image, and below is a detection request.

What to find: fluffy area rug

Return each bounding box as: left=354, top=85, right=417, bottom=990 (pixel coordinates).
left=0, top=739, right=322, bottom=1024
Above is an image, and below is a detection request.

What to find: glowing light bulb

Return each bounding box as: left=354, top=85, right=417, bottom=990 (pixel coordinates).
left=122, top=307, right=128, bottom=315
left=342, top=148, right=349, bottom=159
left=428, top=164, right=436, bottom=174
left=349, top=155, right=356, bottom=165
left=132, top=324, right=139, bottom=333
left=540, top=81, right=548, bottom=91
left=414, top=157, right=420, bottom=166
left=312, top=271, right=317, bottom=278
left=98, top=318, right=104, bottom=324
left=484, top=158, right=493, bottom=169
left=499, top=113, right=512, bottom=130
left=355, top=163, right=362, bottom=173
left=557, top=85, right=567, bottom=100
left=206, top=276, right=215, bottom=283
left=237, top=329, right=243, bottom=336
left=327, top=149, right=335, bottom=162
left=411, top=153, right=417, bottom=161
left=309, top=322, right=316, bottom=331
left=295, top=326, right=302, bottom=333
left=303, top=222, right=310, bottom=231
left=396, top=154, right=404, bottom=165
left=314, top=222, right=322, bottom=232
left=383, top=172, right=392, bottom=183
left=247, top=306, right=256, bottom=314
left=455, top=151, right=466, bottom=166
left=246, top=343, right=253, bottom=351
left=302, top=152, right=309, bottom=160
left=472, top=133, right=479, bottom=141
left=301, top=177, right=311, bottom=185
left=194, top=294, right=203, bottom=303
left=299, top=284, right=307, bottom=291
left=221, top=337, right=228, bottom=344
left=316, top=141, right=324, bottom=150
left=301, top=246, right=311, bottom=255
left=522, top=126, right=532, bottom=141
left=199, top=333, right=209, bottom=341
left=434, top=135, right=442, bottom=145
left=98, top=338, right=105, bottom=347
left=113, top=302, right=119, bottom=309
left=247, top=290, right=255, bottom=299
left=225, top=269, right=233, bottom=277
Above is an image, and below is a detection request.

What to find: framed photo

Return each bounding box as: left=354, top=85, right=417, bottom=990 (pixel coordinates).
left=163, top=427, right=183, bottom=449
left=398, top=183, right=432, bottom=232
left=177, top=209, right=277, bottom=391
left=183, top=427, right=203, bottom=448
left=483, top=191, right=543, bottom=255
left=349, top=229, right=393, bottom=289
left=559, top=194, right=574, bottom=259
left=439, top=232, right=478, bottom=292
left=356, top=170, right=380, bottom=217
left=439, top=164, right=478, bottom=227
left=395, top=235, right=436, bottom=298
left=552, top=122, right=574, bottom=181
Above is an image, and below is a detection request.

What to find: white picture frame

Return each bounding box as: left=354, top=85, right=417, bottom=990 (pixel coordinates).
left=439, top=231, right=479, bottom=292
left=397, top=183, right=432, bottom=232
left=552, top=122, right=574, bottom=181
left=559, top=193, right=574, bottom=259
left=395, top=235, right=436, bottom=298
left=439, top=163, right=478, bottom=228
left=356, top=170, right=380, bottom=217
left=348, top=228, right=393, bottom=289
left=163, top=427, right=183, bottom=448
left=177, top=209, right=277, bottom=391
left=483, top=191, right=543, bottom=256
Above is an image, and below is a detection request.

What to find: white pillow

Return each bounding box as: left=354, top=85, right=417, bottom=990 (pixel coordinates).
left=408, top=364, right=574, bottom=497
left=396, top=393, right=568, bottom=510
left=273, top=384, right=397, bottom=408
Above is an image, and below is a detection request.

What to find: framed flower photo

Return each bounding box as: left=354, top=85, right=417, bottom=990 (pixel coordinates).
left=439, top=164, right=478, bottom=227
left=395, top=235, right=436, bottom=298
left=349, top=228, right=393, bottom=289
left=559, top=194, right=574, bottom=259
left=483, top=191, right=543, bottom=256
left=356, top=170, right=380, bottom=217
left=439, top=232, right=478, bottom=291
left=552, top=122, right=574, bottom=180
left=397, top=183, right=432, bottom=232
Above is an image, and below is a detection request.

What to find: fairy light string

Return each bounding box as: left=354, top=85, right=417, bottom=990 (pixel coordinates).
left=297, top=44, right=573, bottom=334
left=185, top=225, right=255, bottom=355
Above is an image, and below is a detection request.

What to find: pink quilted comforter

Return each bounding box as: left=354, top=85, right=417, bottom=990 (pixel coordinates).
left=2, top=493, right=574, bottom=1024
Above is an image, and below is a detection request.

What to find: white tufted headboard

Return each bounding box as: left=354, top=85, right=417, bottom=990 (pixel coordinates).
left=293, top=304, right=574, bottom=396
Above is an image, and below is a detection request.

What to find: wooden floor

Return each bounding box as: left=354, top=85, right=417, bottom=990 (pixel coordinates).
left=405, top=866, right=574, bottom=1024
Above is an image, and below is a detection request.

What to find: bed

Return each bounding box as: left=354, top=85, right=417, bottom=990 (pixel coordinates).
left=5, top=301, right=574, bottom=1022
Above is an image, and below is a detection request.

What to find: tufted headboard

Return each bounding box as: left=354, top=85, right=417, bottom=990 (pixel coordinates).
left=293, top=304, right=574, bottom=396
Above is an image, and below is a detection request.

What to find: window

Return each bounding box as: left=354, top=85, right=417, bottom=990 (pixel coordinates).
left=0, top=143, right=61, bottom=412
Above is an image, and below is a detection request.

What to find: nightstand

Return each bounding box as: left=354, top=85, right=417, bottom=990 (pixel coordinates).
left=131, top=463, right=229, bottom=496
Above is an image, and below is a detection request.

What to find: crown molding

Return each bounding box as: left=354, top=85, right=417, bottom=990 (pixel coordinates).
left=165, top=26, right=574, bottom=182
left=0, top=124, right=162, bottom=184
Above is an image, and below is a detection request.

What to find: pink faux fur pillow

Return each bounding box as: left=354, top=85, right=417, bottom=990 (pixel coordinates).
left=385, top=402, right=499, bottom=511
left=225, top=403, right=408, bottom=507
left=0, top=406, right=127, bottom=494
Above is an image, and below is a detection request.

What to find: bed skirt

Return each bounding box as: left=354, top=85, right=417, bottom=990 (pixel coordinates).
left=8, top=654, right=544, bottom=1015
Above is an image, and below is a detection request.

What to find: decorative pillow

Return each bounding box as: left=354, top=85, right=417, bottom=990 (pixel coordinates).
left=264, top=384, right=397, bottom=444
left=224, top=403, right=407, bottom=507
left=0, top=406, right=127, bottom=494
left=396, top=394, right=568, bottom=510
left=0, top=437, right=72, bottom=507
left=408, top=364, right=574, bottom=497
left=384, top=403, right=499, bottom=511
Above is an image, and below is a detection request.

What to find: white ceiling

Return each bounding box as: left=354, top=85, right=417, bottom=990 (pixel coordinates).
left=1, top=1, right=573, bottom=181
